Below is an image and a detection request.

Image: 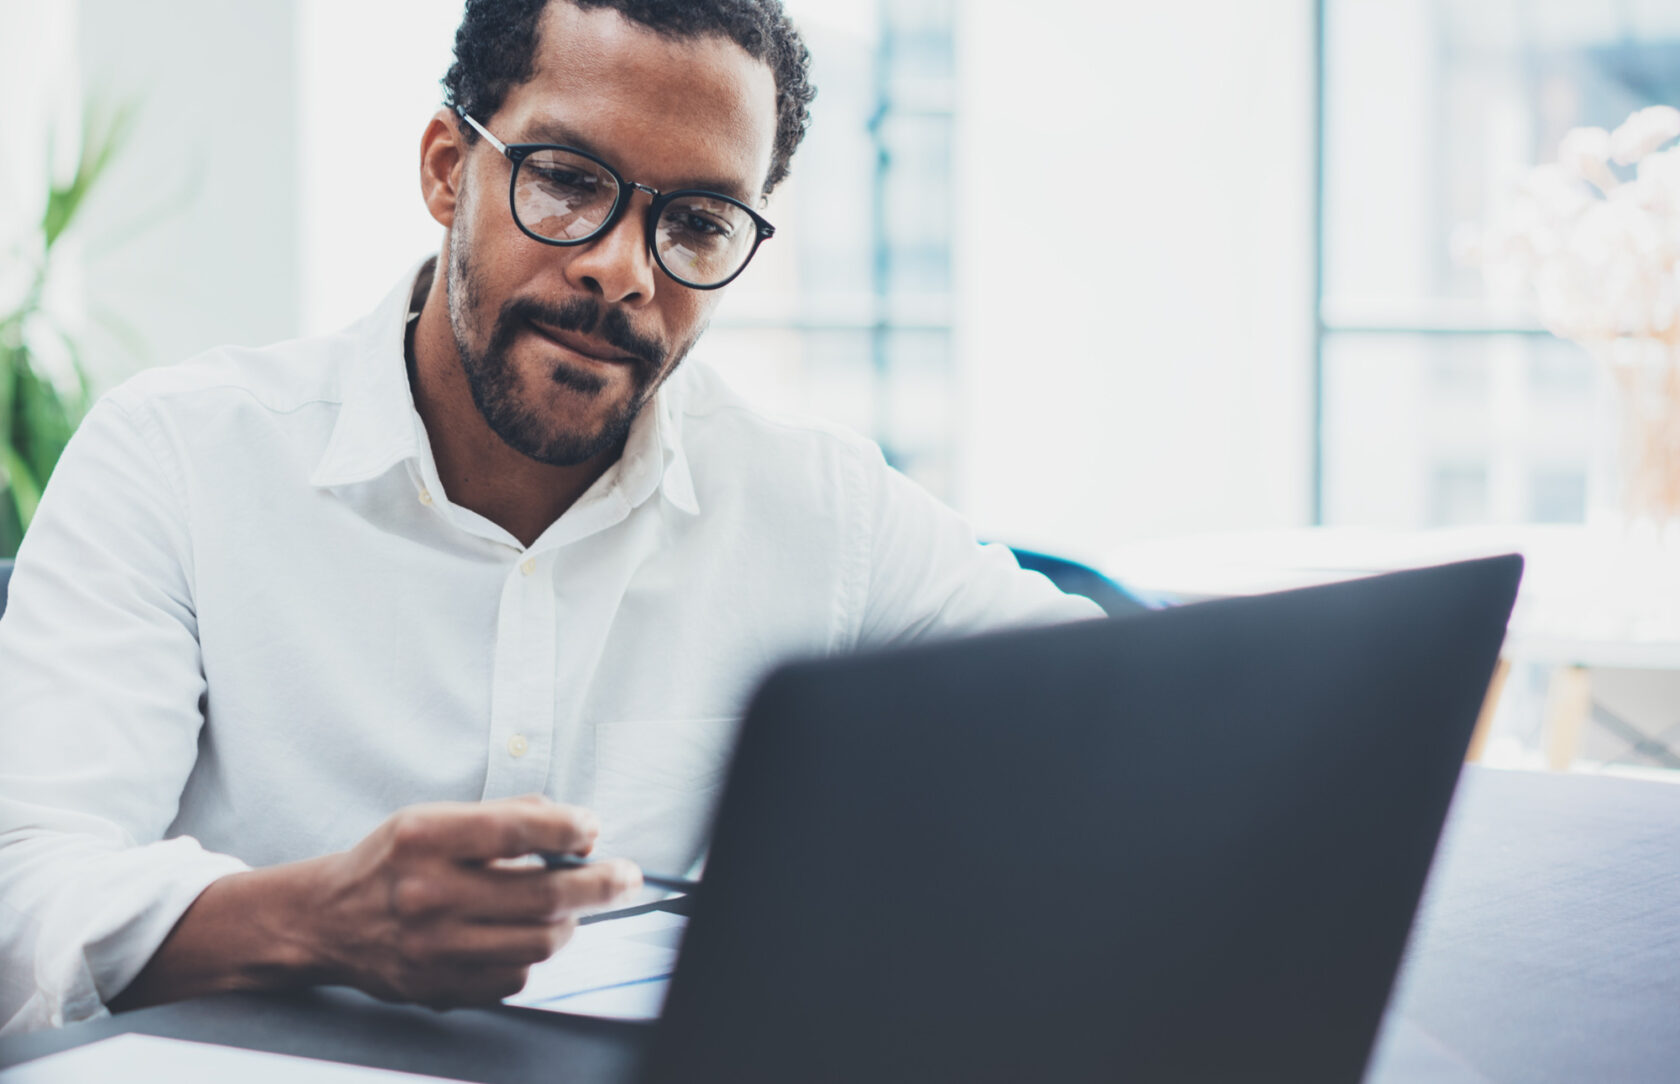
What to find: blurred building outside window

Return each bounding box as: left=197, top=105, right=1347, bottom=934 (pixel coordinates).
left=1321, top=0, right=1680, bottom=530
left=693, top=0, right=959, bottom=501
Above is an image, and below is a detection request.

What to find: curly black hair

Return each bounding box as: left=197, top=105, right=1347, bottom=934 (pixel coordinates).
left=442, top=0, right=815, bottom=194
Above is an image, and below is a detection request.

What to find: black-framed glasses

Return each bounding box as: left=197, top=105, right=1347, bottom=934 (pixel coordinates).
left=456, top=109, right=775, bottom=290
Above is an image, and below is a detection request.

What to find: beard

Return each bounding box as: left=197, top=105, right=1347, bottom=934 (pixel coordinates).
left=445, top=222, right=677, bottom=468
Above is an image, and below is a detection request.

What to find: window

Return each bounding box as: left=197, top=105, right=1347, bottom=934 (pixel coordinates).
left=1318, top=0, right=1680, bottom=527
left=693, top=0, right=959, bottom=498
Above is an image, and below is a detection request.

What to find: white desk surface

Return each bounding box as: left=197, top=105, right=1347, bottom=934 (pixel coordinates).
left=1105, top=524, right=1680, bottom=670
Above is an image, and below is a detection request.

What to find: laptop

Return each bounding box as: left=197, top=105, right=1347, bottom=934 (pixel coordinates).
left=637, top=555, right=1522, bottom=1083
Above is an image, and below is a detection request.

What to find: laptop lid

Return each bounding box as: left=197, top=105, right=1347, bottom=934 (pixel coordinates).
left=643, top=555, right=1522, bottom=1083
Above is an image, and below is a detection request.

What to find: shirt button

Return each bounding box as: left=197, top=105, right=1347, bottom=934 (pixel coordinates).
left=507, top=734, right=529, bottom=758
left=520, top=557, right=536, bottom=576
left=418, top=488, right=434, bottom=506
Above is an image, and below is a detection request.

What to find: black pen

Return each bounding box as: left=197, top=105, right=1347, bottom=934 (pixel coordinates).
left=541, top=852, right=700, bottom=894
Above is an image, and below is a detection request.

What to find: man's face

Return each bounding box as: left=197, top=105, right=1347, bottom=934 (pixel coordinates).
left=445, top=2, right=778, bottom=466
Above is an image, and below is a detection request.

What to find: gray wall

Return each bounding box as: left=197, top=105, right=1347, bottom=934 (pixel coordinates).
left=77, top=0, right=299, bottom=380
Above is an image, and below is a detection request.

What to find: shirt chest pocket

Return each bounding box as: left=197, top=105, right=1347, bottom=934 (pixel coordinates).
left=592, top=716, right=738, bottom=875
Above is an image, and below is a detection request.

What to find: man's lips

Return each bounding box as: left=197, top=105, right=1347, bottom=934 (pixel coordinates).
left=525, top=318, right=637, bottom=365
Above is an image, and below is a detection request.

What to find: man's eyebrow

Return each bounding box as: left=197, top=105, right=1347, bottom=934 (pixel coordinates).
left=519, top=119, right=757, bottom=202
left=520, top=118, right=603, bottom=155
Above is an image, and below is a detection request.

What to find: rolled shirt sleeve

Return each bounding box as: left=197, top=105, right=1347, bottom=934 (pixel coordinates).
left=0, top=399, right=249, bottom=1034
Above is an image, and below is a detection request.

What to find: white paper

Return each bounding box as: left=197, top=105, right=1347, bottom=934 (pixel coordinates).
left=504, top=910, right=687, bottom=1021
left=0, top=1034, right=470, bottom=1083
left=526, top=976, right=672, bottom=1020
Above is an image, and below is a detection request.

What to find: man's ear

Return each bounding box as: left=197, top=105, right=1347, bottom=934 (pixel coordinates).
left=420, top=108, right=465, bottom=229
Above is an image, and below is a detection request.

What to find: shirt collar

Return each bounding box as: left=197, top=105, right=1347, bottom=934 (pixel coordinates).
left=309, top=257, right=699, bottom=517
left=618, top=372, right=700, bottom=516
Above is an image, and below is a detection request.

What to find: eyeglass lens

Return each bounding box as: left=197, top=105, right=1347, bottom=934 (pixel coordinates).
left=514, top=148, right=758, bottom=286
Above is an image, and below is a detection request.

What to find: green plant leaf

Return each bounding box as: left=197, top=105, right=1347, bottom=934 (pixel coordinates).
left=42, top=98, right=138, bottom=251
left=5, top=93, right=140, bottom=552
left=13, top=361, right=79, bottom=486
left=38, top=315, right=96, bottom=412
left=0, top=488, right=25, bottom=559
left=0, top=346, right=20, bottom=452
left=1, top=444, right=43, bottom=529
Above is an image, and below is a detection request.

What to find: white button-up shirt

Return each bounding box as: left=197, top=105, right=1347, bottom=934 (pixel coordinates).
left=0, top=261, right=1097, bottom=1033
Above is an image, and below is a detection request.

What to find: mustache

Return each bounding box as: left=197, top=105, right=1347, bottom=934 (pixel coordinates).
left=500, top=296, right=667, bottom=370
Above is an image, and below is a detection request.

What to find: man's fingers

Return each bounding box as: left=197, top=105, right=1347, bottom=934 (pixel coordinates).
left=388, top=857, right=642, bottom=925
left=341, top=799, right=637, bottom=1012
left=418, top=917, right=579, bottom=966
left=385, top=798, right=600, bottom=861
left=414, top=963, right=536, bottom=1008
left=464, top=860, right=644, bottom=922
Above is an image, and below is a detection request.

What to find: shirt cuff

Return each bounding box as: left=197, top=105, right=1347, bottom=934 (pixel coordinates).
left=10, top=836, right=250, bottom=1034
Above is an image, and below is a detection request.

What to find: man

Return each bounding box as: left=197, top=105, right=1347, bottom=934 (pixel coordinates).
left=0, top=0, right=1095, bottom=1033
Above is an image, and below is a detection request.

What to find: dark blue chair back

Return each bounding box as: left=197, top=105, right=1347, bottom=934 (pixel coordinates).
left=0, top=558, right=10, bottom=618
left=1008, top=547, right=1152, bottom=618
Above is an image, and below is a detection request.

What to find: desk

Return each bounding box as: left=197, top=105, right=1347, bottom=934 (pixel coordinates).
left=1366, top=767, right=1680, bottom=1083
left=3, top=769, right=1677, bottom=1083
left=1106, top=525, right=1680, bottom=771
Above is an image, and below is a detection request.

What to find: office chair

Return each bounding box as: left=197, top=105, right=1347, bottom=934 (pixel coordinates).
left=1007, top=547, right=1154, bottom=618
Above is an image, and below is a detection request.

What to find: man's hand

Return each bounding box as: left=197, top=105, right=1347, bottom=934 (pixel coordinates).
left=110, top=796, right=642, bottom=1012
left=306, top=795, right=641, bottom=1007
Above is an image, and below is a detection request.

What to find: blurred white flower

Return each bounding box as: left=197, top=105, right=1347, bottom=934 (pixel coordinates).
left=1559, top=127, right=1617, bottom=191
left=1638, top=147, right=1680, bottom=214
left=1610, top=105, right=1680, bottom=166
left=1462, top=106, right=1680, bottom=343
left=1533, top=256, right=1596, bottom=340
left=1522, top=163, right=1593, bottom=219
left=1614, top=174, right=1667, bottom=217
left=1652, top=271, right=1678, bottom=335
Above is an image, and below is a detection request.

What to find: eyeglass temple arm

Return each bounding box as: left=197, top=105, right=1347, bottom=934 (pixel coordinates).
left=455, top=108, right=509, bottom=156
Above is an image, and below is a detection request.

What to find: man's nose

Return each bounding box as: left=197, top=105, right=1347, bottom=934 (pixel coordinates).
left=564, top=194, right=659, bottom=305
